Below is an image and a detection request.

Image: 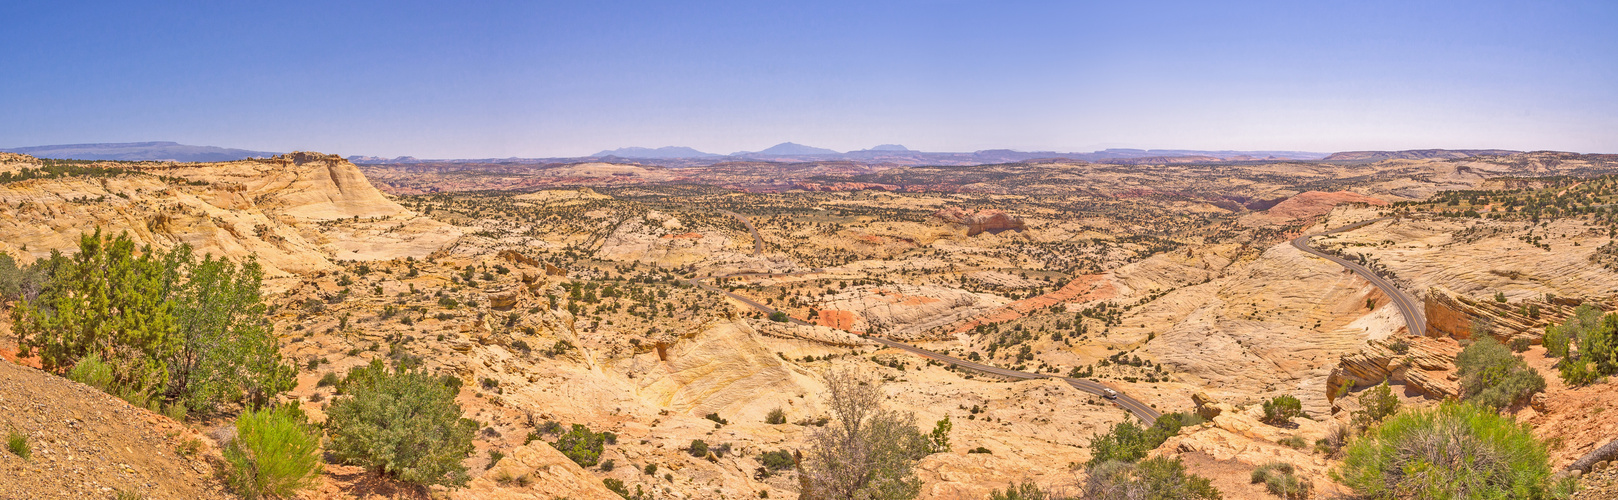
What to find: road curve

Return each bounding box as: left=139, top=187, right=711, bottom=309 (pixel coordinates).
left=687, top=272, right=1162, bottom=423
left=1291, top=217, right=1427, bottom=337
left=720, top=210, right=764, bottom=256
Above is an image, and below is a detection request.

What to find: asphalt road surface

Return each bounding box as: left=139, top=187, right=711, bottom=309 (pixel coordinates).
left=1290, top=217, right=1427, bottom=337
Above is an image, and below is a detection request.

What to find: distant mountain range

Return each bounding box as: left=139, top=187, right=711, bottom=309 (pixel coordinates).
left=582, top=143, right=1330, bottom=165
left=592, top=146, right=719, bottom=158
left=0, top=141, right=1534, bottom=167
left=1, top=141, right=279, bottom=162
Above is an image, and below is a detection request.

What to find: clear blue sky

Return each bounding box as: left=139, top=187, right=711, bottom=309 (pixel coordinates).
left=2, top=1, right=1614, bottom=158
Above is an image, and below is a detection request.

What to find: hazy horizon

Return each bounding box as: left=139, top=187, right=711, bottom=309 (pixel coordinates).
left=2, top=1, right=1615, bottom=158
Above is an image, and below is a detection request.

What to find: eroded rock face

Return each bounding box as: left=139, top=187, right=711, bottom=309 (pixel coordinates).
left=1267, top=191, right=1387, bottom=221
left=932, top=207, right=1026, bottom=236
left=1327, top=336, right=1460, bottom=400
left=811, top=284, right=1010, bottom=340
left=1424, top=285, right=1545, bottom=342
left=0, top=152, right=457, bottom=278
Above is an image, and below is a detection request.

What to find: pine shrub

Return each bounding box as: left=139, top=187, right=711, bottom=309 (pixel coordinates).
left=223, top=404, right=321, bottom=499
left=325, top=360, right=477, bottom=487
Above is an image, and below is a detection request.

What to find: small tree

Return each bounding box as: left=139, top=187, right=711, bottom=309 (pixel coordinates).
left=926, top=416, right=951, bottom=453
left=689, top=439, right=708, bottom=458
left=800, top=370, right=928, bottom=500
left=1352, top=381, right=1400, bottom=429
left=223, top=403, right=321, bottom=499
left=325, top=360, right=477, bottom=487
left=1456, top=337, right=1545, bottom=410
left=552, top=424, right=604, bottom=467
left=1261, top=395, right=1303, bottom=425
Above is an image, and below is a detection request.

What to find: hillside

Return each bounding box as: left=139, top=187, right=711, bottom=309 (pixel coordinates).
left=0, top=358, right=230, bottom=499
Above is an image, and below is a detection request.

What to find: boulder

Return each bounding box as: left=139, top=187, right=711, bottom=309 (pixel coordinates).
left=1192, top=392, right=1223, bottom=420
left=489, top=286, right=522, bottom=310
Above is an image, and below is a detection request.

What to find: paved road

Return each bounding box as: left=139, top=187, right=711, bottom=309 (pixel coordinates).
left=1291, top=217, right=1427, bottom=336
left=684, top=215, right=1422, bottom=424
left=687, top=270, right=1162, bottom=423
left=720, top=210, right=764, bottom=256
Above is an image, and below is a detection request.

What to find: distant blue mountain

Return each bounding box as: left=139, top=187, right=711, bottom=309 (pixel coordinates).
left=861, top=144, right=912, bottom=152
left=592, top=146, right=719, bottom=159
left=737, top=142, right=841, bottom=156
left=1, top=141, right=279, bottom=162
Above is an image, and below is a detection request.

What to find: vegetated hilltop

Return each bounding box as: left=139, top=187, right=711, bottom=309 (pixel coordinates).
left=6, top=149, right=1618, bottom=499
left=1323, top=148, right=1524, bottom=161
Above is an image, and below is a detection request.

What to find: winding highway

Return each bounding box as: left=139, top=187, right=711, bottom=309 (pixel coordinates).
left=687, top=270, right=1163, bottom=422
left=1291, top=217, right=1427, bottom=337
left=693, top=215, right=1426, bottom=425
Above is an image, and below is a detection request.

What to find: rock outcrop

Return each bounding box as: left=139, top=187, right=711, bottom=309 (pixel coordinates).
left=1424, top=285, right=1546, bottom=343
left=811, top=284, right=1010, bottom=339
left=1327, top=336, right=1460, bottom=400
left=932, top=207, right=1026, bottom=236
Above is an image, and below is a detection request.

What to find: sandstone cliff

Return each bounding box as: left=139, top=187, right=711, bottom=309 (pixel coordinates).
left=0, top=152, right=458, bottom=277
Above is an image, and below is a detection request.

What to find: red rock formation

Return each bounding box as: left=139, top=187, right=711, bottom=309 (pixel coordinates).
left=932, top=207, right=1026, bottom=236
left=1265, top=191, right=1388, bottom=220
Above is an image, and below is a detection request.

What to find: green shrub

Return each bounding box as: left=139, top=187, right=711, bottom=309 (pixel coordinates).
left=704, top=413, right=728, bottom=425
left=488, top=450, right=504, bottom=468
left=1352, top=381, right=1400, bottom=428
left=1335, top=402, right=1560, bottom=499
left=552, top=424, right=604, bottom=467
left=969, top=446, right=993, bottom=454
left=1510, top=337, right=1532, bottom=353
left=1262, top=395, right=1303, bottom=424
left=1084, top=456, right=1221, bottom=499
left=760, top=449, right=795, bottom=471
left=223, top=404, right=321, bottom=499
left=1085, top=414, right=1187, bottom=467
left=926, top=416, right=951, bottom=453
left=325, top=360, right=477, bottom=487
left=317, top=372, right=340, bottom=388
left=600, top=458, right=615, bottom=472
left=1456, top=337, right=1545, bottom=410
left=1250, top=462, right=1310, bottom=499
left=11, top=231, right=294, bottom=414
left=765, top=407, right=786, bottom=424
left=1544, top=304, right=1604, bottom=358
left=988, top=480, right=1054, bottom=500
left=67, top=354, right=116, bottom=391
left=6, top=430, right=29, bottom=460
left=689, top=439, right=709, bottom=457
left=1277, top=435, right=1306, bottom=449
left=603, top=478, right=629, bottom=497
left=644, top=463, right=658, bottom=475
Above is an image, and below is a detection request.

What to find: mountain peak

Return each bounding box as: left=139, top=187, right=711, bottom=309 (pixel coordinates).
left=591, top=146, right=718, bottom=159
left=743, top=142, right=841, bottom=156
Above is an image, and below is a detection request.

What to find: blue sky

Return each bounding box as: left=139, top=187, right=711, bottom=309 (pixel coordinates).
left=2, top=1, right=1614, bottom=157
